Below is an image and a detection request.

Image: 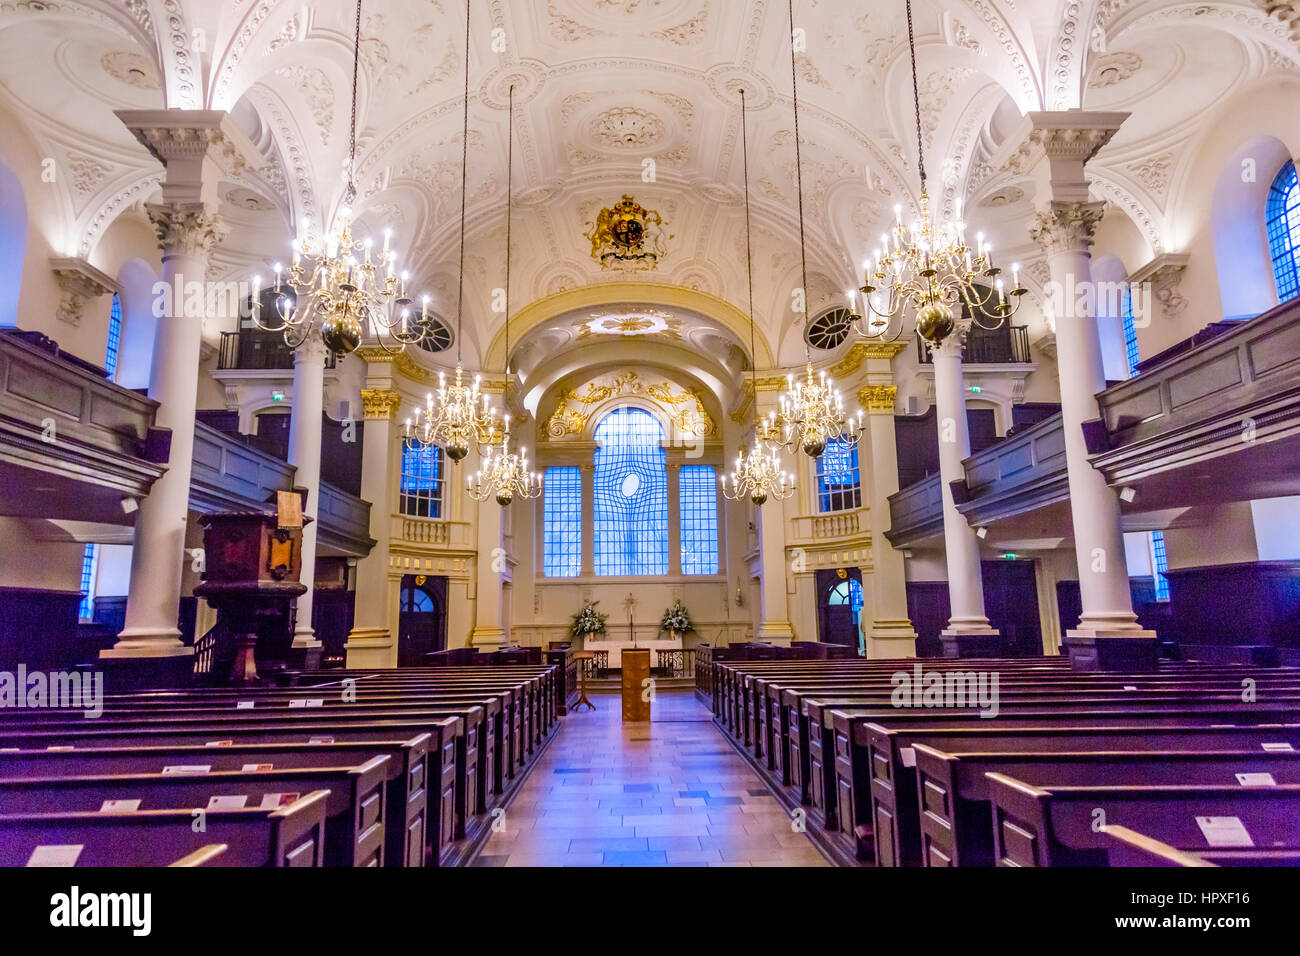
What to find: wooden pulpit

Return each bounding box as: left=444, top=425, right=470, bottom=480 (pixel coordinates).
left=621, top=648, right=651, bottom=721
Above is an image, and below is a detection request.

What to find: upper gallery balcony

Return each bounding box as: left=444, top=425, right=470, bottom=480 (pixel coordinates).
left=0, top=329, right=167, bottom=525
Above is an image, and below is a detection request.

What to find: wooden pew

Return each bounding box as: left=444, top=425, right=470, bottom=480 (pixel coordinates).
left=0, top=734, right=434, bottom=867
left=0, top=710, right=474, bottom=853
left=169, top=844, right=229, bottom=866
left=858, top=715, right=1300, bottom=866
left=986, top=774, right=1300, bottom=867
left=0, top=757, right=390, bottom=867
left=1100, top=825, right=1300, bottom=867
left=0, top=789, right=330, bottom=866
left=913, top=746, right=1300, bottom=866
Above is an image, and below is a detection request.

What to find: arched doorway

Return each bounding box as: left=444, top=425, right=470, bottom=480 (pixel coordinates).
left=815, top=568, right=863, bottom=652
left=398, top=574, right=447, bottom=666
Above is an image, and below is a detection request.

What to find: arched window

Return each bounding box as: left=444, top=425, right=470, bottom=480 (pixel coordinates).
left=399, top=438, right=444, bottom=518
left=816, top=436, right=861, bottom=513
left=593, top=407, right=668, bottom=576
left=827, top=577, right=863, bottom=609
left=1267, top=160, right=1300, bottom=302
left=1121, top=286, right=1140, bottom=376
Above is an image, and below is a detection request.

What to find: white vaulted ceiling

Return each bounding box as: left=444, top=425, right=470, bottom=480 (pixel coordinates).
left=1, top=0, right=1298, bottom=382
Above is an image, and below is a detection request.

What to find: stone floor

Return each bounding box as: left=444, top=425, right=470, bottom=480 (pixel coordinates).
left=473, top=688, right=832, bottom=867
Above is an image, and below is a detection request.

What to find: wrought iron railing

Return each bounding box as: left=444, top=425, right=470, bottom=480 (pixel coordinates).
left=218, top=330, right=337, bottom=371
left=917, top=325, right=1030, bottom=364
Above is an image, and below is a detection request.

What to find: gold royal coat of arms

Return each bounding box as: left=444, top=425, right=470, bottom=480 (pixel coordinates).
left=584, top=194, right=670, bottom=270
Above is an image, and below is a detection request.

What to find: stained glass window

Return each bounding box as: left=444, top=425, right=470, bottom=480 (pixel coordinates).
left=816, top=436, right=861, bottom=513
left=1267, top=160, right=1300, bottom=302
left=1151, top=530, right=1170, bottom=602
left=78, top=544, right=96, bottom=620
left=542, top=466, right=582, bottom=577
left=399, top=438, right=443, bottom=518
left=679, top=464, right=719, bottom=575
left=593, top=408, right=668, bottom=576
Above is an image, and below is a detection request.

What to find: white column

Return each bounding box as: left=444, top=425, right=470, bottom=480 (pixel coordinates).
left=931, top=333, right=1000, bottom=654
left=104, top=111, right=257, bottom=674
left=345, top=386, right=400, bottom=667
left=288, top=335, right=328, bottom=653
left=754, top=388, right=793, bottom=645
left=1006, top=110, right=1157, bottom=668
left=1031, top=202, right=1156, bottom=651
left=470, top=481, right=506, bottom=649
left=858, top=382, right=918, bottom=658
left=107, top=204, right=223, bottom=662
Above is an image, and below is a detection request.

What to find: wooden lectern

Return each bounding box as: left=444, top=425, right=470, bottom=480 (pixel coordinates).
left=621, top=648, right=651, bottom=721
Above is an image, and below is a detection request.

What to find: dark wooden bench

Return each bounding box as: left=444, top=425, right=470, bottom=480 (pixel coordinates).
left=0, top=734, right=435, bottom=866
left=0, top=789, right=330, bottom=866
left=987, top=775, right=1300, bottom=866
left=914, top=746, right=1300, bottom=866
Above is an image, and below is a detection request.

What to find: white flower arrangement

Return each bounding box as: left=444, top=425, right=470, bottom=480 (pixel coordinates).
left=570, top=601, right=609, bottom=638
left=660, top=599, right=693, bottom=635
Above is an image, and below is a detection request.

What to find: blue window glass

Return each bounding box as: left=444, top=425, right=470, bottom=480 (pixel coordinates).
left=816, top=437, right=861, bottom=513
left=78, top=543, right=96, bottom=620
left=399, top=438, right=443, bottom=518
left=542, top=466, right=582, bottom=578
left=679, top=465, right=719, bottom=575
left=1267, top=160, right=1300, bottom=303
left=1151, top=530, right=1170, bottom=602
left=1121, top=286, right=1140, bottom=378
left=105, top=294, right=122, bottom=380
left=827, top=578, right=863, bottom=608
left=593, top=408, right=668, bottom=576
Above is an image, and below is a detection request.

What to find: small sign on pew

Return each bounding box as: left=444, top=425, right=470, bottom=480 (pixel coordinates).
left=27, top=845, right=83, bottom=868
left=242, top=763, right=273, bottom=772
left=100, top=799, right=141, bottom=813
left=1196, top=816, right=1255, bottom=848
left=288, top=698, right=324, bottom=708
left=259, top=792, right=300, bottom=809
left=162, top=765, right=211, bottom=775
left=1262, top=742, right=1295, bottom=752
left=236, top=701, right=255, bottom=710
left=1236, top=772, right=1278, bottom=787
left=900, top=747, right=917, bottom=768
left=207, top=795, right=248, bottom=811
left=307, top=735, right=334, bottom=744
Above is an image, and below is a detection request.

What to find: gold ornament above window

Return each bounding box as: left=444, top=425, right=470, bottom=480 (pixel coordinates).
left=583, top=194, right=670, bottom=270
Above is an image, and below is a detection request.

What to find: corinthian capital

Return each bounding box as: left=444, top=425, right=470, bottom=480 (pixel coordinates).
left=857, top=384, right=899, bottom=414
left=361, top=388, right=402, bottom=421
left=146, top=202, right=226, bottom=258
left=1028, top=201, right=1106, bottom=257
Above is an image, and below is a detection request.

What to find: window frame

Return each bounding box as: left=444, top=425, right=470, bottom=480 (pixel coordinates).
left=1267, top=160, right=1300, bottom=303
left=541, top=465, right=583, bottom=578
left=398, top=438, right=445, bottom=519
left=815, top=436, right=862, bottom=513
left=592, top=407, right=669, bottom=577
left=678, top=464, right=720, bottom=576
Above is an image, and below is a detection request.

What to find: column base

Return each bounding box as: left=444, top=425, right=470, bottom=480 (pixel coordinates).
left=866, top=619, right=919, bottom=660
left=98, top=649, right=195, bottom=691
left=287, top=628, right=323, bottom=670
left=470, top=627, right=506, bottom=651
left=755, top=622, right=794, bottom=647
left=1063, top=628, right=1159, bottom=672
left=939, top=625, right=1001, bottom=659
left=345, top=627, right=396, bottom=669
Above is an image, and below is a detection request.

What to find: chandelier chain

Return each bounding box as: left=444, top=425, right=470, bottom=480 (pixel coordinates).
left=906, top=0, right=925, bottom=188
left=344, top=0, right=362, bottom=206
left=505, top=83, right=514, bottom=376
left=455, top=0, right=471, bottom=363
left=787, top=0, right=811, bottom=360
left=740, top=88, right=755, bottom=388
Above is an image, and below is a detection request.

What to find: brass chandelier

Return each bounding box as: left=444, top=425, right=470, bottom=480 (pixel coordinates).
left=763, top=0, right=862, bottom=460
left=722, top=89, right=795, bottom=507
left=404, top=0, right=500, bottom=462
left=251, top=0, right=424, bottom=357
left=851, top=0, right=1026, bottom=346
left=468, top=85, right=542, bottom=506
